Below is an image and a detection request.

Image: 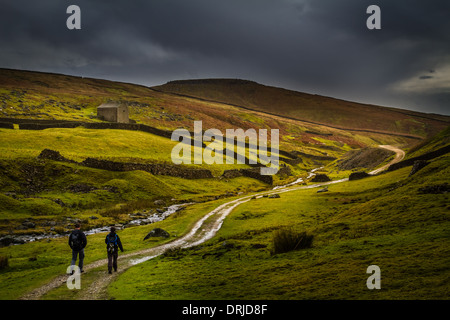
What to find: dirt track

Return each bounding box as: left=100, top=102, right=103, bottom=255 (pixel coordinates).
left=20, top=197, right=254, bottom=300
left=369, top=145, right=405, bottom=175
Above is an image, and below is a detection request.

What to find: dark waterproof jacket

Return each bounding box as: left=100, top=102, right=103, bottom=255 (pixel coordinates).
left=105, top=232, right=124, bottom=254
left=68, top=229, right=87, bottom=251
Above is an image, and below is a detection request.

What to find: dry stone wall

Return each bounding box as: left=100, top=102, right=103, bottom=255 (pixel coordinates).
left=81, top=157, right=214, bottom=179
left=4, top=118, right=301, bottom=184
left=37, top=149, right=214, bottom=179
left=388, top=145, right=450, bottom=171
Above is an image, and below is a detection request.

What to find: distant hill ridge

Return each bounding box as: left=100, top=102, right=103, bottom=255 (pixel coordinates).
left=166, top=79, right=257, bottom=86
left=154, top=79, right=450, bottom=138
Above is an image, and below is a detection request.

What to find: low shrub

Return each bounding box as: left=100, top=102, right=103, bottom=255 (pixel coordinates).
left=21, top=198, right=64, bottom=216
left=100, top=199, right=157, bottom=218
left=0, top=255, right=8, bottom=269
left=271, top=227, right=313, bottom=255
left=163, top=247, right=185, bottom=260
left=0, top=194, right=21, bottom=211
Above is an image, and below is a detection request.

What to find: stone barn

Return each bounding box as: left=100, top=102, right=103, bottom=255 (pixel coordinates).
left=97, top=102, right=129, bottom=123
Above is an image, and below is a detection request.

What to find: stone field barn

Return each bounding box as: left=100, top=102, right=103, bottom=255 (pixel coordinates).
left=97, top=102, right=129, bottom=123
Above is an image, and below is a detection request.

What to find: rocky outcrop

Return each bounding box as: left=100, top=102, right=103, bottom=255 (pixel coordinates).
left=221, top=168, right=274, bottom=184
left=268, top=194, right=280, bottom=198
left=144, top=228, right=170, bottom=240
left=317, top=187, right=329, bottom=193
left=277, top=165, right=292, bottom=177
left=222, top=169, right=243, bottom=179
left=240, top=168, right=273, bottom=185
left=222, top=166, right=288, bottom=184
left=337, top=147, right=395, bottom=170
left=409, top=160, right=430, bottom=176
left=292, top=151, right=336, bottom=161
left=37, top=149, right=74, bottom=162
left=349, top=171, right=371, bottom=181
left=68, top=184, right=97, bottom=193
left=305, top=130, right=333, bottom=136
left=154, top=199, right=166, bottom=206
left=311, top=174, right=331, bottom=182
left=0, top=236, right=25, bottom=247
left=281, top=157, right=303, bottom=166
left=418, top=183, right=449, bottom=194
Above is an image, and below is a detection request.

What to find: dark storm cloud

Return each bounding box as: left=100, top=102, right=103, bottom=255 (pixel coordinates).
left=0, top=0, right=449, bottom=115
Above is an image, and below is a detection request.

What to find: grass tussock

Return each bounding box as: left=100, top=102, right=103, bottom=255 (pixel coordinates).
left=271, top=227, right=313, bottom=255
left=163, top=247, right=186, bottom=259
left=100, top=199, right=160, bottom=218
left=0, top=255, right=8, bottom=270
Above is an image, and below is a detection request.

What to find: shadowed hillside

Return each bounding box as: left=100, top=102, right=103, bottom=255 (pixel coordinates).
left=154, top=79, right=450, bottom=138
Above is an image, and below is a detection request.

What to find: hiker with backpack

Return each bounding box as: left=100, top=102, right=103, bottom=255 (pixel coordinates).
left=105, top=227, right=124, bottom=274
left=68, top=223, right=87, bottom=273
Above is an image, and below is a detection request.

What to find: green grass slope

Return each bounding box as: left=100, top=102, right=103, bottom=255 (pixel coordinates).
left=0, top=198, right=234, bottom=299
left=107, top=152, right=449, bottom=299
left=0, top=69, right=419, bottom=239
left=0, top=127, right=177, bottom=162
left=0, top=69, right=448, bottom=300
left=0, top=68, right=423, bottom=154
left=0, top=125, right=269, bottom=238
left=407, top=126, right=450, bottom=158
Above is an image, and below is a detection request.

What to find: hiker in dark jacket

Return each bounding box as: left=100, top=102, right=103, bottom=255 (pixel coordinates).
left=68, top=223, right=87, bottom=273
left=105, top=227, right=124, bottom=274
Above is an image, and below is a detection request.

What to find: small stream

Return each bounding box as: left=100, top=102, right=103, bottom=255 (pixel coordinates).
left=272, top=167, right=323, bottom=190
left=2, top=167, right=327, bottom=247
left=0, top=203, right=191, bottom=246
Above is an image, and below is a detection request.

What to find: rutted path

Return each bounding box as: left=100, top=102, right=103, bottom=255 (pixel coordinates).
left=369, top=145, right=405, bottom=175
left=20, top=145, right=404, bottom=300
left=19, top=197, right=256, bottom=300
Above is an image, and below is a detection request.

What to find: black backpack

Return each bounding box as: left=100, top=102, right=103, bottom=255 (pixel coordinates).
left=70, top=231, right=83, bottom=251
left=106, top=233, right=118, bottom=254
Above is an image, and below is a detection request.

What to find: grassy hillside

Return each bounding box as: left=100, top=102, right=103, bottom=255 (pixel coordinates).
left=0, top=127, right=177, bottom=162
left=1, top=138, right=448, bottom=300
left=406, top=126, right=450, bottom=158
left=107, top=152, right=450, bottom=300
left=0, top=198, right=234, bottom=299
left=0, top=125, right=272, bottom=238
left=0, top=68, right=422, bottom=238
left=0, top=68, right=423, bottom=154
left=0, top=68, right=448, bottom=300
left=155, top=79, right=450, bottom=138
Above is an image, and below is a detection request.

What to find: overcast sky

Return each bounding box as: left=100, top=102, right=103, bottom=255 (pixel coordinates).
left=1, top=0, right=449, bottom=115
